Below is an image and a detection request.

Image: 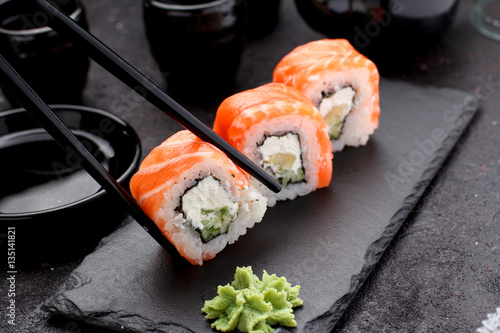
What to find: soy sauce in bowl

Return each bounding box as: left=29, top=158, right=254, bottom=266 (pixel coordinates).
left=0, top=129, right=112, bottom=214
left=0, top=105, right=141, bottom=264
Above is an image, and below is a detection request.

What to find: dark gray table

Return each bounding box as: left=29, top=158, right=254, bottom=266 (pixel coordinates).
left=0, top=0, right=499, bottom=332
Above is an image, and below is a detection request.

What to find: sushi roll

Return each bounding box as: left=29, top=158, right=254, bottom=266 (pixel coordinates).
left=213, top=82, right=333, bottom=207
left=273, top=39, right=380, bottom=152
left=129, top=130, right=267, bottom=265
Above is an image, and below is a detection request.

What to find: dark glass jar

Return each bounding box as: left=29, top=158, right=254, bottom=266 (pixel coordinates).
left=0, top=0, right=90, bottom=106
left=294, top=0, right=460, bottom=72
left=246, top=0, right=282, bottom=40
left=143, top=0, right=247, bottom=102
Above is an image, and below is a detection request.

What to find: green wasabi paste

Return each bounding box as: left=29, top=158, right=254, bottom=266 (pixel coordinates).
left=202, top=266, right=303, bottom=333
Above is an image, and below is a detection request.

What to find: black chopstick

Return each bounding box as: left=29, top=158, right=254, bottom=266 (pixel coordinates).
left=0, top=53, right=180, bottom=260
left=34, top=0, right=281, bottom=194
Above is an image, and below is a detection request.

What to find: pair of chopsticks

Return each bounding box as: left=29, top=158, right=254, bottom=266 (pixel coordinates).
left=0, top=0, right=281, bottom=259
left=0, top=54, right=179, bottom=255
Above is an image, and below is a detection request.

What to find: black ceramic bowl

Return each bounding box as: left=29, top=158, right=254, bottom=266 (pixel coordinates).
left=246, top=0, right=282, bottom=40
left=143, top=0, right=246, bottom=102
left=294, top=0, right=460, bottom=73
left=0, top=105, right=141, bottom=264
left=0, top=0, right=90, bottom=106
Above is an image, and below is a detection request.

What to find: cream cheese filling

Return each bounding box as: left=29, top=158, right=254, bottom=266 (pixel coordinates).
left=319, top=86, right=356, bottom=139
left=257, top=133, right=305, bottom=186
left=181, top=176, right=238, bottom=242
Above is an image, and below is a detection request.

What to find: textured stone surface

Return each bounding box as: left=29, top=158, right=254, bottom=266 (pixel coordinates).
left=0, top=0, right=499, bottom=333
left=41, top=80, right=476, bottom=332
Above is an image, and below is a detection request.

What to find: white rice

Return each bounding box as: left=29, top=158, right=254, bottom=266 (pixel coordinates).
left=153, top=159, right=267, bottom=265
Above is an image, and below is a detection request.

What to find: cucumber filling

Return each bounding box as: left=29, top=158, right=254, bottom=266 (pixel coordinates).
left=199, top=207, right=235, bottom=242
left=180, top=176, right=238, bottom=243
left=257, top=133, right=305, bottom=186
left=319, top=86, right=356, bottom=140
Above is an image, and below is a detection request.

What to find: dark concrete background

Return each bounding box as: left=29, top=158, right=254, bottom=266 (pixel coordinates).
left=0, top=0, right=498, bottom=332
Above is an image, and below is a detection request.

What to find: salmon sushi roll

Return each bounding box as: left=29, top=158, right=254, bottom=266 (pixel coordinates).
left=273, top=39, right=380, bottom=152
left=213, top=82, right=333, bottom=207
left=130, top=130, right=267, bottom=265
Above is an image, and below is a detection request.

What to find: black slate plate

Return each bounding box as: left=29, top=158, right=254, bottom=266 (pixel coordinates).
left=43, top=80, right=478, bottom=333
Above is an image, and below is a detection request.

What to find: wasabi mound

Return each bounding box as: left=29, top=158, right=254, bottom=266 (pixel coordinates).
left=202, top=266, right=303, bottom=332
